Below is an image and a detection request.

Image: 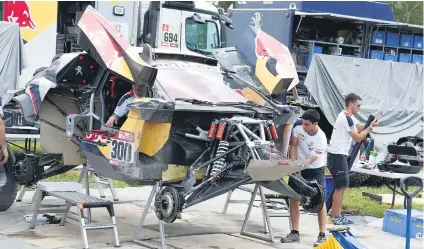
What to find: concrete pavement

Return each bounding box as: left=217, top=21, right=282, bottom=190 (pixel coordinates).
left=0, top=185, right=422, bottom=249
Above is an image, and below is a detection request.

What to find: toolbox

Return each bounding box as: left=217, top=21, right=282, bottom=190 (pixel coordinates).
left=413, top=35, right=423, bottom=49
left=412, top=54, right=423, bottom=64
left=383, top=209, right=424, bottom=239
left=400, top=34, right=413, bottom=48
left=370, top=50, right=383, bottom=60
left=372, top=31, right=385, bottom=45
left=386, top=32, right=399, bottom=47
left=399, top=53, right=411, bottom=63
left=384, top=54, right=396, bottom=62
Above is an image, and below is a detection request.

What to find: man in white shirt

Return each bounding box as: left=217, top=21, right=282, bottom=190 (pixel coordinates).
left=280, top=109, right=328, bottom=247
left=327, top=93, right=379, bottom=225
left=105, top=84, right=143, bottom=127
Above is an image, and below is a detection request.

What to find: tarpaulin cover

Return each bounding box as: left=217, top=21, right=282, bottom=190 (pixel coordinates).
left=304, top=54, right=423, bottom=145
left=0, top=21, right=27, bottom=104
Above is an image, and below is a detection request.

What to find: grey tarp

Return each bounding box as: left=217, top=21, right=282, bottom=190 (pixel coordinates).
left=304, top=54, right=423, bottom=145
left=0, top=21, right=28, bottom=105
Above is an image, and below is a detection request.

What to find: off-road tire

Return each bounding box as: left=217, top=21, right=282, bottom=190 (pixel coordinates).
left=0, top=145, right=18, bottom=212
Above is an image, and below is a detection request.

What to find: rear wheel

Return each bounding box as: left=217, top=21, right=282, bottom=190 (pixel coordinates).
left=0, top=145, right=18, bottom=212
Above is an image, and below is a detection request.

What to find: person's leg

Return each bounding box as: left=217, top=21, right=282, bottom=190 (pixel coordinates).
left=301, top=167, right=328, bottom=246
left=327, top=154, right=352, bottom=225
left=289, top=198, right=300, bottom=231
left=281, top=177, right=301, bottom=243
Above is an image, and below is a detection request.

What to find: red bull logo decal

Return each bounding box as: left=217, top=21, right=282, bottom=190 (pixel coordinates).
left=4, top=1, right=37, bottom=30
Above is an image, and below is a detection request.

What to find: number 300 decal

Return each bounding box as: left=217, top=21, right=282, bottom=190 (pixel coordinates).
left=110, top=139, right=133, bottom=163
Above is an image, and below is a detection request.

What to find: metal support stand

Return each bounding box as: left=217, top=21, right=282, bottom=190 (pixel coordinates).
left=240, top=183, right=276, bottom=242
left=16, top=184, right=39, bottom=203
left=133, top=182, right=168, bottom=249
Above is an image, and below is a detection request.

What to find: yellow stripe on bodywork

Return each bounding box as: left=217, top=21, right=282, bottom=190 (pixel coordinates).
left=241, top=87, right=266, bottom=106
left=138, top=121, right=171, bottom=156
left=111, top=57, right=134, bottom=82
left=162, top=165, right=207, bottom=183
left=255, top=57, right=283, bottom=95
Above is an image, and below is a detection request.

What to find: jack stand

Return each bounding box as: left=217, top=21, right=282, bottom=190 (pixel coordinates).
left=240, top=183, right=276, bottom=242
left=132, top=182, right=169, bottom=249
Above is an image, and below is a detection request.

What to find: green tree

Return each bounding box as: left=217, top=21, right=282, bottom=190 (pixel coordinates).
left=388, top=1, right=423, bottom=25
left=211, top=1, right=236, bottom=11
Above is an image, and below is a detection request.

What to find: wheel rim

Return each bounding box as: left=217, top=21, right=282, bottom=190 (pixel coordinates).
left=161, top=192, right=174, bottom=217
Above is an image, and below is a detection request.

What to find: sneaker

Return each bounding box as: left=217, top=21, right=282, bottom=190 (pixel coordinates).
left=341, top=215, right=354, bottom=225
left=314, top=232, right=327, bottom=247
left=328, top=215, right=353, bottom=225
left=280, top=230, right=300, bottom=243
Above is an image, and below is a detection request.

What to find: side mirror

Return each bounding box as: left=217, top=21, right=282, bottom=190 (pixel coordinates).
left=192, top=13, right=205, bottom=24
left=223, top=15, right=233, bottom=29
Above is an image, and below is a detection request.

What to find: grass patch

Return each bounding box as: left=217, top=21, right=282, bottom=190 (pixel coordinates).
left=8, top=140, right=44, bottom=153
left=343, top=186, right=424, bottom=218
left=43, top=170, right=133, bottom=188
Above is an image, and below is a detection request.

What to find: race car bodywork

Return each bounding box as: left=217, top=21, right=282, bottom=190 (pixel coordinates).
left=1, top=6, right=324, bottom=218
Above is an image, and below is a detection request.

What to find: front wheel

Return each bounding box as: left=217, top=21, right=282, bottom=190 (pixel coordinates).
left=0, top=145, right=18, bottom=212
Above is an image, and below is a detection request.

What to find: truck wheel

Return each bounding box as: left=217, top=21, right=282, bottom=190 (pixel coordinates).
left=0, top=145, right=18, bottom=212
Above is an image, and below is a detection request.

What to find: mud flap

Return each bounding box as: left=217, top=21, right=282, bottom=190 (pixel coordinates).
left=0, top=145, right=18, bottom=212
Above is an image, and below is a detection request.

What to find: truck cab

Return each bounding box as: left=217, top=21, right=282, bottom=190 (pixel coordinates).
left=139, top=1, right=232, bottom=57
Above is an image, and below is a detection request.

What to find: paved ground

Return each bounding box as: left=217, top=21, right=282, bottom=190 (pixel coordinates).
left=0, top=185, right=422, bottom=249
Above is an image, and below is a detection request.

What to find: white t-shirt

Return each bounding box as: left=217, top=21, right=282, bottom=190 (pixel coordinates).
left=292, top=125, right=327, bottom=169
left=328, top=111, right=359, bottom=156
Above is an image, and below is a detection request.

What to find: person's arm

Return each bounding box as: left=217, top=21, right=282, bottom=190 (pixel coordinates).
left=356, top=123, right=365, bottom=132
left=289, top=135, right=298, bottom=160
left=348, top=117, right=379, bottom=143
left=289, top=126, right=301, bottom=160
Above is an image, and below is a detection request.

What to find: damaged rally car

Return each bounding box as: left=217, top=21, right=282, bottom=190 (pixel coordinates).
left=0, top=6, right=324, bottom=221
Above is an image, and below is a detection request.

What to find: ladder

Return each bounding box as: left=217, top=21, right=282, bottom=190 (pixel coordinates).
left=29, top=182, right=120, bottom=249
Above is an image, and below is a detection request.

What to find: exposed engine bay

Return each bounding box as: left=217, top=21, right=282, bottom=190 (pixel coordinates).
left=0, top=6, right=325, bottom=217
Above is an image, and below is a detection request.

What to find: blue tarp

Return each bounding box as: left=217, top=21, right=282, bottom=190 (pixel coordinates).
left=233, top=1, right=395, bottom=22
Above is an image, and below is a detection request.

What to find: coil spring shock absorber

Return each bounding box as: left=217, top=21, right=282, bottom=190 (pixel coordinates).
left=210, top=140, right=229, bottom=176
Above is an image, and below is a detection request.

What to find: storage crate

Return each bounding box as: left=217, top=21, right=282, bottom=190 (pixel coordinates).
left=412, top=54, right=423, bottom=64
left=384, top=54, right=396, bottom=61
left=383, top=209, right=424, bottom=239
left=413, top=35, right=423, bottom=49
left=386, top=32, right=399, bottom=47
left=370, top=50, right=383, bottom=60
left=400, top=34, right=412, bottom=48
left=398, top=53, right=411, bottom=63
left=372, top=31, right=385, bottom=45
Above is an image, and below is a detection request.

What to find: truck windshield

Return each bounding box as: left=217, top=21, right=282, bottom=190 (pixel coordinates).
left=185, top=18, right=219, bottom=55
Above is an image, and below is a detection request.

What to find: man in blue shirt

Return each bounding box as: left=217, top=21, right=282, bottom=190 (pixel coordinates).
left=105, top=84, right=143, bottom=127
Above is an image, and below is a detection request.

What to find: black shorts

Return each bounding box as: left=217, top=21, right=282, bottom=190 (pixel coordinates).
left=288, top=167, right=326, bottom=194
left=327, top=152, right=349, bottom=189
